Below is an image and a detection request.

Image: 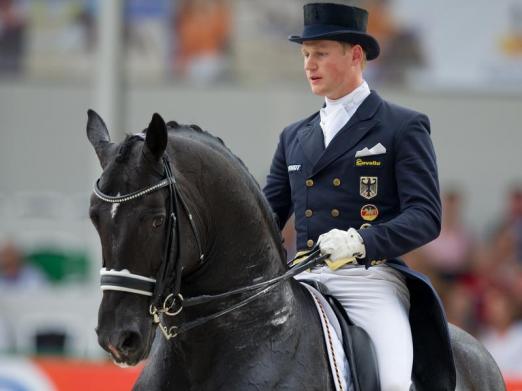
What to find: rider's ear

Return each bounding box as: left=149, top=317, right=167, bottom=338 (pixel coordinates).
left=143, top=113, right=168, bottom=161
left=86, top=109, right=113, bottom=168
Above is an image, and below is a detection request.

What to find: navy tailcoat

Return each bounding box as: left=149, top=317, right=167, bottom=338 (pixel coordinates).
left=263, top=91, right=456, bottom=390
left=264, top=91, right=441, bottom=259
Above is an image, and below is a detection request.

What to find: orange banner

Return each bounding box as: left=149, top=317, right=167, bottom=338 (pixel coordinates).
left=507, top=379, right=522, bottom=391
left=35, top=358, right=143, bottom=391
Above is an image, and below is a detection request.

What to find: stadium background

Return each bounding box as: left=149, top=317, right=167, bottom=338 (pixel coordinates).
left=0, top=0, right=521, bottom=390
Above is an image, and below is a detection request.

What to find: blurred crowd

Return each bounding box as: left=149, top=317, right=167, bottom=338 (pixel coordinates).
left=0, top=0, right=428, bottom=86
left=2, top=0, right=520, bottom=86
left=405, top=185, right=522, bottom=377
left=0, top=0, right=233, bottom=82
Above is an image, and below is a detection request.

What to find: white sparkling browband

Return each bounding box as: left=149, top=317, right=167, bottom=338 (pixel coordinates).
left=93, top=178, right=174, bottom=204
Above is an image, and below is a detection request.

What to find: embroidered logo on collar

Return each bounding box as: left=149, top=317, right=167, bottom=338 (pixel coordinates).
left=360, top=204, right=379, bottom=221
left=288, top=165, right=301, bottom=172
left=360, top=177, right=378, bottom=199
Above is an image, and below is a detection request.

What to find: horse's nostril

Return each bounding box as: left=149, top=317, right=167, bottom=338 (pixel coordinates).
left=119, top=331, right=141, bottom=354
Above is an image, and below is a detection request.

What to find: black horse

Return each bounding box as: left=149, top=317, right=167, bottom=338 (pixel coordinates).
left=87, top=110, right=505, bottom=391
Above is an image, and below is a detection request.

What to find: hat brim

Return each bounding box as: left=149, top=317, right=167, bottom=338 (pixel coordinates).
left=289, top=30, right=380, bottom=61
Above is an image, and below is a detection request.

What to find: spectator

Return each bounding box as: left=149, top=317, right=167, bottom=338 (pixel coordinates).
left=474, top=222, right=521, bottom=290
left=173, top=0, right=231, bottom=83
left=506, top=184, right=522, bottom=262
left=0, top=0, right=27, bottom=74
left=422, top=189, right=475, bottom=279
left=479, top=284, right=522, bottom=377
left=0, top=241, right=49, bottom=290
left=444, top=282, right=480, bottom=336
left=363, top=0, right=425, bottom=86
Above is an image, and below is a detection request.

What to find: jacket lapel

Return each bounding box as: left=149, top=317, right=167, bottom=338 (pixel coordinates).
left=311, top=91, right=383, bottom=176
left=296, top=113, right=325, bottom=168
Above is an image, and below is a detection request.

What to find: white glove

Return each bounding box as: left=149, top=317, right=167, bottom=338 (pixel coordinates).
left=318, top=228, right=366, bottom=261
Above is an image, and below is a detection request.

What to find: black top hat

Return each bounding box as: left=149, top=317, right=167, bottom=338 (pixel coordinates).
left=289, top=3, right=380, bottom=60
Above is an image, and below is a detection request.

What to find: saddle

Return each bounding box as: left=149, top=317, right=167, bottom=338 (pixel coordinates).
left=302, top=267, right=457, bottom=391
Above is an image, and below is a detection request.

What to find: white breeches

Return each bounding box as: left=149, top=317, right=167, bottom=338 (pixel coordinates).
left=297, top=264, right=413, bottom=391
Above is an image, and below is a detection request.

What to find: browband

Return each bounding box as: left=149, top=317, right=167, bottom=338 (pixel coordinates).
left=93, top=177, right=175, bottom=204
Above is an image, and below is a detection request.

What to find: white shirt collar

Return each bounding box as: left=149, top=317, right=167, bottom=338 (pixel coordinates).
left=324, top=80, right=370, bottom=113
left=319, top=81, right=371, bottom=148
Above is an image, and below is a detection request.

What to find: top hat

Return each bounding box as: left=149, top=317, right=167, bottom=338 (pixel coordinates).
left=289, top=3, right=380, bottom=60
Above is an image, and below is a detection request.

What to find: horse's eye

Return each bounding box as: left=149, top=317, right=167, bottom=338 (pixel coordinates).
left=152, top=215, right=165, bottom=229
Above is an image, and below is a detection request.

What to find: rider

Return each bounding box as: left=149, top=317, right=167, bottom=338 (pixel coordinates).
left=263, top=3, right=449, bottom=390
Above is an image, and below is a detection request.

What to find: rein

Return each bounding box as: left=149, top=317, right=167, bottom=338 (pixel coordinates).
left=94, top=153, right=327, bottom=340
left=152, top=249, right=327, bottom=340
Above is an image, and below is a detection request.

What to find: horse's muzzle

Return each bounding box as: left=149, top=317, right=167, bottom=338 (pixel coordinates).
left=97, top=291, right=154, bottom=366
left=97, top=325, right=149, bottom=366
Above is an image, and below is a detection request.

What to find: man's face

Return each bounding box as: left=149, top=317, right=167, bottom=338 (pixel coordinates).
left=302, top=40, right=360, bottom=100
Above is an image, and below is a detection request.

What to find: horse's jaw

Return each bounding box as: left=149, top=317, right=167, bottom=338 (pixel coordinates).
left=105, top=342, right=139, bottom=367
left=112, top=358, right=133, bottom=368
left=105, top=342, right=151, bottom=368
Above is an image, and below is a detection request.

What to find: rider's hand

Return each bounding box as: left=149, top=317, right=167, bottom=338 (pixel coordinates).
left=318, top=228, right=366, bottom=261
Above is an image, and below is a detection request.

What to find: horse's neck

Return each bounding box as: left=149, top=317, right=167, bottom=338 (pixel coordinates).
left=170, top=144, right=285, bottom=275
left=142, top=280, right=330, bottom=390
left=137, top=140, right=334, bottom=389
left=179, top=178, right=286, bottom=292
left=160, top=281, right=307, bottom=372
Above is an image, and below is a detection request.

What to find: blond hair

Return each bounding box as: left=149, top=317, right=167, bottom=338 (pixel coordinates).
left=341, top=42, right=367, bottom=70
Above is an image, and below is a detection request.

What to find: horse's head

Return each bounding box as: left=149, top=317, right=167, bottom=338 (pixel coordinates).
left=87, top=109, right=287, bottom=367
left=87, top=110, right=203, bottom=366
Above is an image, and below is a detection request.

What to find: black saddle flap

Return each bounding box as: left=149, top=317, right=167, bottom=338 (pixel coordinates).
left=300, top=280, right=381, bottom=391
left=327, top=295, right=381, bottom=391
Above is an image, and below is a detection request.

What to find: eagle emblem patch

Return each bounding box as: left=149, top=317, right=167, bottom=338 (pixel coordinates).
left=360, top=176, right=378, bottom=200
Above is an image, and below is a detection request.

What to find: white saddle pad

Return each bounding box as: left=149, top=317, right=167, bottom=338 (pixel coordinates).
left=300, top=282, right=351, bottom=391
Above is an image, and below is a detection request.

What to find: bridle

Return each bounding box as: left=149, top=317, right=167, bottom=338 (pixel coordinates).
left=94, top=152, right=327, bottom=340
left=95, top=154, right=202, bottom=321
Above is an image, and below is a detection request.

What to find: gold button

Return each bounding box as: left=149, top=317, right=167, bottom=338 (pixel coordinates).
left=333, top=178, right=341, bottom=186
left=360, top=223, right=372, bottom=229
left=305, top=179, right=314, bottom=187
left=305, top=209, right=313, bottom=218
left=331, top=209, right=340, bottom=217
left=307, top=239, right=314, bottom=248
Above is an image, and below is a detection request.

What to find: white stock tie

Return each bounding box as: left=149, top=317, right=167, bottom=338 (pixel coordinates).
left=320, top=104, right=351, bottom=148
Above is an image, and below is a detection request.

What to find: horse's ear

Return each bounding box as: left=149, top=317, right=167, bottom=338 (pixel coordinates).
left=144, top=113, right=168, bottom=161
left=86, top=109, right=112, bottom=168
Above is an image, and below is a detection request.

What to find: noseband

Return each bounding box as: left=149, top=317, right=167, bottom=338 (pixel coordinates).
left=94, top=151, right=327, bottom=340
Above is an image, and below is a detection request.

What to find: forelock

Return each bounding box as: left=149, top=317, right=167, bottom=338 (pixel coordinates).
left=115, top=135, right=143, bottom=163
